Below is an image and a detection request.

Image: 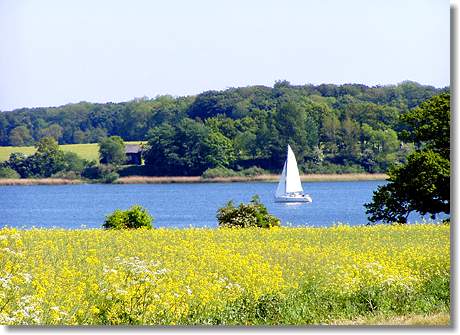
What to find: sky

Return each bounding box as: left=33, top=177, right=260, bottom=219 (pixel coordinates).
left=0, top=0, right=450, bottom=111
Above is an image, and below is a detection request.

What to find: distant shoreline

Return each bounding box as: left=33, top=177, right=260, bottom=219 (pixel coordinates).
left=0, top=173, right=388, bottom=186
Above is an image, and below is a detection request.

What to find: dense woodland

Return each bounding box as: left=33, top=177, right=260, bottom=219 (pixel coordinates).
left=0, top=81, right=448, bottom=175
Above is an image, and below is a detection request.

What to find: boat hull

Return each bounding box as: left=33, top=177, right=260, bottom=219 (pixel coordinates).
left=274, top=194, right=312, bottom=203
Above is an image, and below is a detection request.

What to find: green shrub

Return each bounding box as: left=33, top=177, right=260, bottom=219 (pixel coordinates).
left=0, top=166, right=20, bottom=179
left=301, top=162, right=365, bottom=174
left=239, top=166, right=267, bottom=177
left=101, top=171, right=119, bottom=184
left=51, top=170, right=81, bottom=179
left=202, top=167, right=238, bottom=179
left=82, top=164, right=119, bottom=183
left=103, top=205, right=153, bottom=229
left=63, top=151, right=87, bottom=173
left=217, top=195, right=280, bottom=228
left=202, top=166, right=267, bottom=179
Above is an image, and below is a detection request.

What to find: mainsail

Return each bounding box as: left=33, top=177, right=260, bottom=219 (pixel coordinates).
left=285, top=145, right=303, bottom=193
left=275, top=145, right=303, bottom=196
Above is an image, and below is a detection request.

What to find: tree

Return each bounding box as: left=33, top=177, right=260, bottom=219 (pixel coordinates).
left=9, top=126, right=33, bottom=146
left=144, top=119, right=235, bottom=176
left=3, top=153, right=31, bottom=178
left=31, top=137, right=67, bottom=177
left=365, top=93, right=450, bottom=223
left=99, top=136, right=126, bottom=165
left=400, top=92, right=450, bottom=158
left=39, top=124, right=63, bottom=142
left=203, top=131, right=236, bottom=168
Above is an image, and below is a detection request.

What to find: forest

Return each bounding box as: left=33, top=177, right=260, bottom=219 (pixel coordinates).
left=0, top=81, right=448, bottom=175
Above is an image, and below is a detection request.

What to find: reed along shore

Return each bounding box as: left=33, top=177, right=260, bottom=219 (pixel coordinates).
left=0, top=173, right=388, bottom=186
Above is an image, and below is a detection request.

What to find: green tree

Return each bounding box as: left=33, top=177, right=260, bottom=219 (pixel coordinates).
left=365, top=93, right=450, bottom=223
left=31, top=137, right=67, bottom=177
left=39, top=124, right=63, bottom=142
left=274, top=101, right=310, bottom=165
left=203, top=131, right=236, bottom=168
left=9, top=126, right=33, bottom=146
left=4, top=153, right=31, bottom=178
left=400, top=92, right=450, bottom=158
left=99, top=136, right=126, bottom=165
left=63, top=152, right=87, bottom=173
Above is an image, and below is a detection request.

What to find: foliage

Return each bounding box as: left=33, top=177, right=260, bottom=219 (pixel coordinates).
left=0, top=82, right=448, bottom=175
left=0, top=224, right=449, bottom=325
left=217, top=195, right=280, bottom=228
left=0, top=166, right=20, bottom=178
left=301, top=161, right=365, bottom=174
left=81, top=164, right=119, bottom=183
left=202, top=167, right=238, bottom=178
left=400, top=92, right=450, bottom=159
left=202, top=166, right=267, bottom=179
left=103, top=205, right=153, bottom=229
left=365, top=150, right=450, bottom=223
left=8, top=126, right=33, bottom=146
left=3, top=137, right=67, bottom=178
left=238, top=166, right=267, bottom=177
left=143, top=119, right=236, bottom=176
left=32, top=137, right=67, bottom=177
left=98, top=136, right=126, bottom=165
left=62, top=152, right=87, bottom=173
left=365, top=93, right=450, bottom=223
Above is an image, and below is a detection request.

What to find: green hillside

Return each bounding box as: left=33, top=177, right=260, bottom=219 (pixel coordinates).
left=0, top=141, right=143, bottom=162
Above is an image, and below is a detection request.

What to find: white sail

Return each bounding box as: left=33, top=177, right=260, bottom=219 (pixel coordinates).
left=285, top=145, right=303, bottom=193
left=274, top=145, right=311, bottom=203
left=275, top=161, right=287, bottom=197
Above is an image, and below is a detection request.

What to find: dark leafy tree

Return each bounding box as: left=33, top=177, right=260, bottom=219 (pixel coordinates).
left=365, top=93, right=450, bottom=223
left=30, top=137, right=67, bottom=177
left=99, top=136, right=126, bottom=165
left=3, top=152, right=31, bottom=178
left=400, top=92, right=450, bottom=159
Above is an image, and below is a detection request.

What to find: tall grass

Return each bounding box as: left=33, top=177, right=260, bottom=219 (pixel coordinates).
left=0, top=224, right=449, bottom=325
left=116, top=173, right=388, bottom=184
left=0, top=178, right=83, bottom=186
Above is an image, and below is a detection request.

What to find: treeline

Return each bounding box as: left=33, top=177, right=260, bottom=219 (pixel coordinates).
left=0, top=81, right=448, bottom=175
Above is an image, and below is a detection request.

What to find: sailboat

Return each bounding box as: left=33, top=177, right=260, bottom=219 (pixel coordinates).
left=274, top=145, right=312, bottom=203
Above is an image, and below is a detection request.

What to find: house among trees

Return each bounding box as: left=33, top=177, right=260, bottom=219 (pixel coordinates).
left=125, top=144, right=142, bottom=165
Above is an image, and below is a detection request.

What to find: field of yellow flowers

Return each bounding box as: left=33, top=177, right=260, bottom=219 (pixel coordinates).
left=0, top=224, right=450, bottom=325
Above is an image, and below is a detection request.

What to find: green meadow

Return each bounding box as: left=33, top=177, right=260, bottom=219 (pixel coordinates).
left=0, top=142, right=143, bottom=162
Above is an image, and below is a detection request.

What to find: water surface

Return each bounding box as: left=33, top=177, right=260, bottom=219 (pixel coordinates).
left=0, top=181, right=438, bottom=229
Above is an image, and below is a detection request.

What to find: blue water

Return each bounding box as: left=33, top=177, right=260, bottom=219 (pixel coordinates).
left=0, top=181, right=440, bottom=229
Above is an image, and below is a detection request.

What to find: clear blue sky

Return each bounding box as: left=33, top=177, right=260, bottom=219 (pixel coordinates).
left=0, top=0, right=449, bottom=111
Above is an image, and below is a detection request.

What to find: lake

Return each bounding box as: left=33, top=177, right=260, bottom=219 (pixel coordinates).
left=0, top=181, right=438, bottom=229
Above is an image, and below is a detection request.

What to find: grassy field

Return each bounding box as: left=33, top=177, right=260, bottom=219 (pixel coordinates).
left=0, top=142, right=143, bottom=162
left=0, top=224, right=449, bottom=325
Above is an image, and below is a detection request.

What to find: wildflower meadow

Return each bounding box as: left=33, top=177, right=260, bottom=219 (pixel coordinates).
left=0, top=224, right=450, bottom=325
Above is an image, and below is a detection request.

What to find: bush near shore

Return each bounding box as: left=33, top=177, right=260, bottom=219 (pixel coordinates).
left=0, top=224, right=449, bottom=325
